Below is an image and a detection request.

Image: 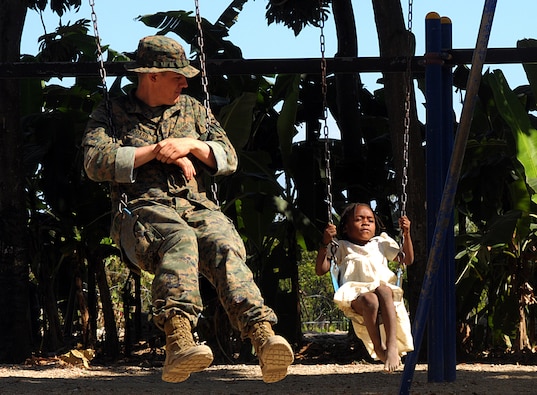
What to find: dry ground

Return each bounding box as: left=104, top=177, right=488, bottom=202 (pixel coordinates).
left=1, top=332, right=536, bottom=394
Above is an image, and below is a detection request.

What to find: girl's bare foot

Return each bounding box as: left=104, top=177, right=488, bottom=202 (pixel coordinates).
left=374, top=346, right=387, bottom=363
left=383, top=348, right=401, bottom=373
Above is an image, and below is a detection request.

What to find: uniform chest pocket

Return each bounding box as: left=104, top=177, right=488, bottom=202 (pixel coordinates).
left=123, top=123, right=158, bottom=146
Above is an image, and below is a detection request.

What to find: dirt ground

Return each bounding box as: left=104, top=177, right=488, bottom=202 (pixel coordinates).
left=1, top=332, right=537, bottom=395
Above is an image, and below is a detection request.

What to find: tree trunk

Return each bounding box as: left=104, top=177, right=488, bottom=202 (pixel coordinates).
left=92, top=249, right=120, bottom=358
left=0, top=0, right=32, bottom=363
left=75, top=273, right=91, bottom=347
left=331, top=0, right=367, bottom=195
left=371, top=0, right=428, bottom=328
left=39, top=258, right=63, bottom=352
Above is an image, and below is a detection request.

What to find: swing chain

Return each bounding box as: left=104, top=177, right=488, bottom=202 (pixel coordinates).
left=88, top=0, right=115, bottom=138
left=401, top=0, right=413, bottom=219
left=194, top=0, right=211, bottom=124
left=194, top=0, right=219, bottom=204
left=328, top=240, right=340, bottom=290
left=319, top=1, right=339, bottom=292
left=319, top=1, right=333, bottom=225
left=397, top=0, right=414, bottom=284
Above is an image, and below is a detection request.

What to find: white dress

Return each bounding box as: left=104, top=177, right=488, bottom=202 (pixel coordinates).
left=329, top=233, right=414, bottom=360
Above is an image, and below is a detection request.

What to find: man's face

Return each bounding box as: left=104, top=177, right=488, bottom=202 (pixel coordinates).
left=152, top=71, right=188, bottom=105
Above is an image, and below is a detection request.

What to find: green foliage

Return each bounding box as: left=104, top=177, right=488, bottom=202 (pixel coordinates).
left=455, top=56, right=537, bottom=353
left=135, top=10, right=242, bottom=59
left=104, top=255, right=153, bottom=328
left=28, top=0, right=81, bottom=17
left=19, top=2, right=537, bottom=359
left=298, top=250, right=348, bottom=332
left=20, top=19, right=126, bottom=354
left=265, top=0, right=331, bottom=36
left=298, top=251, right=333, bottom=296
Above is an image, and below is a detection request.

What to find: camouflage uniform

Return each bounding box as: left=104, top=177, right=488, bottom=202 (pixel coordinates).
left=82, top=91, right=277, bottom=334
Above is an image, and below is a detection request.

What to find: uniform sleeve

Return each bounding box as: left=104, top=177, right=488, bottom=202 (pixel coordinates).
left=193, top=99, right=238, bottom=176
left=82, top=104, right=136, bottom=183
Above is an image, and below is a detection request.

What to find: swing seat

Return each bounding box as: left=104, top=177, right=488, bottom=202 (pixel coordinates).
left=395, top=266, right=404, bottom=288
left=326, top=240, right=341, bottom=291
left=330, top=259, right=341, bottom=292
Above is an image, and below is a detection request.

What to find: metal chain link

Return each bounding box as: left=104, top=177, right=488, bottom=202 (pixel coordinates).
left=89, top=0, right=126, bottom=214
left=401, top=0, right=413, bottom=219
left=194, top=0, right=219, bottom=204
left=194, top=0, right=211, bottom=125
left=397, top=0, right=413, bottom=281
left=319, top=1, right=340, bottom=272
left=319, top=2, right=333, bottom=225
left=88, top=0, right=115, bottom=138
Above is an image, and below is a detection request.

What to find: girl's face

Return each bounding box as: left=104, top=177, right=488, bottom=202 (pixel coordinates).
left=343, top=205, right=376, bottom=245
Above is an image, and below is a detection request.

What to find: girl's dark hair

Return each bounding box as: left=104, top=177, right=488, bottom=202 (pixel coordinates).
left=337, top=202, right=386, bottom=241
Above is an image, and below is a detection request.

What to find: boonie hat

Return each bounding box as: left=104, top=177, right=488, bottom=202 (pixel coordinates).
left=125, top=35, right=199, bottom=78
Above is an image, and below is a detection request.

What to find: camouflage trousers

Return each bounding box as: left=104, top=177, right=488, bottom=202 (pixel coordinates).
left=118, top=200, right=277, bottom=336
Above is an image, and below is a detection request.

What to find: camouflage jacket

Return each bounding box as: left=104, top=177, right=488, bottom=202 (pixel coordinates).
left=82, top=91, right=238, bottom=239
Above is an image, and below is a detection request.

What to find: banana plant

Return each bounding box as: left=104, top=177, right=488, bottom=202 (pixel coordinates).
left=455, top=47, right=537, bottom=353
left=21, top=21, right=124, bottom=355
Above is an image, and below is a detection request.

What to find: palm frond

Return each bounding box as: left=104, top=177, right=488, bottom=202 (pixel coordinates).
left=215, top=0, right=251, bottom=30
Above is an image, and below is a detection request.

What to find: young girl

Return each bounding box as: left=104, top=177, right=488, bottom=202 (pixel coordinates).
left=316, top=203, right=414, bottom=372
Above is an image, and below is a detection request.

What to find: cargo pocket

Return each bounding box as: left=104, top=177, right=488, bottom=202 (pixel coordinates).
left=120, top=212, right=164, bottom=273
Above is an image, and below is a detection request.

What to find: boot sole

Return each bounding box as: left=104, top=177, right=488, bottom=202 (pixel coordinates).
left=162, top=345, right=214, bottom=383
left=259, top=336, right=294, bottom=383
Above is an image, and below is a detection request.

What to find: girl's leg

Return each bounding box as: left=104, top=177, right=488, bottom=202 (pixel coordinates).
left=375, top=284, right=400, bottom=372
left=350, top=292, right=385, bottom=362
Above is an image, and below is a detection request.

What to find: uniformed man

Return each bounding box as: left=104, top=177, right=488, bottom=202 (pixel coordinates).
left=83, top=35, right=294, bottom=384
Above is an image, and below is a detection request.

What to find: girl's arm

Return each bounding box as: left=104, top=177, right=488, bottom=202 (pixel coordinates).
left=315, top=223, right=337, bottom=276
left=399, top=216, right=414, bottom=266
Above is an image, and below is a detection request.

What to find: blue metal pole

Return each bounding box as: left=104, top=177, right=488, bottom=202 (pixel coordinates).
left=441, top=16, right=457, bottom=383
left=399, top=1, right=497, bottom=393
left=424, top=12, right=445, bottom=383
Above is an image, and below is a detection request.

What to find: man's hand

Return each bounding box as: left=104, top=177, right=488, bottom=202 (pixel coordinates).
left=153, top=137, right=216, bottom=170
left=154, top=138, right=192, bottom=164
left=175, top=157, right=196, bottom=180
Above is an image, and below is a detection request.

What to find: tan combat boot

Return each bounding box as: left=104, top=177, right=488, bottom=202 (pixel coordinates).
left=161, top=314, right=213, bottom=383
left=248, top=322, right=294, bottom=383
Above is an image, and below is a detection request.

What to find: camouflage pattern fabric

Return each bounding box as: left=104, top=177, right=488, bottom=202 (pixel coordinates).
left=82, top=91, right=277, bottom=334
left=125, top=35, right=200, bottom=77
